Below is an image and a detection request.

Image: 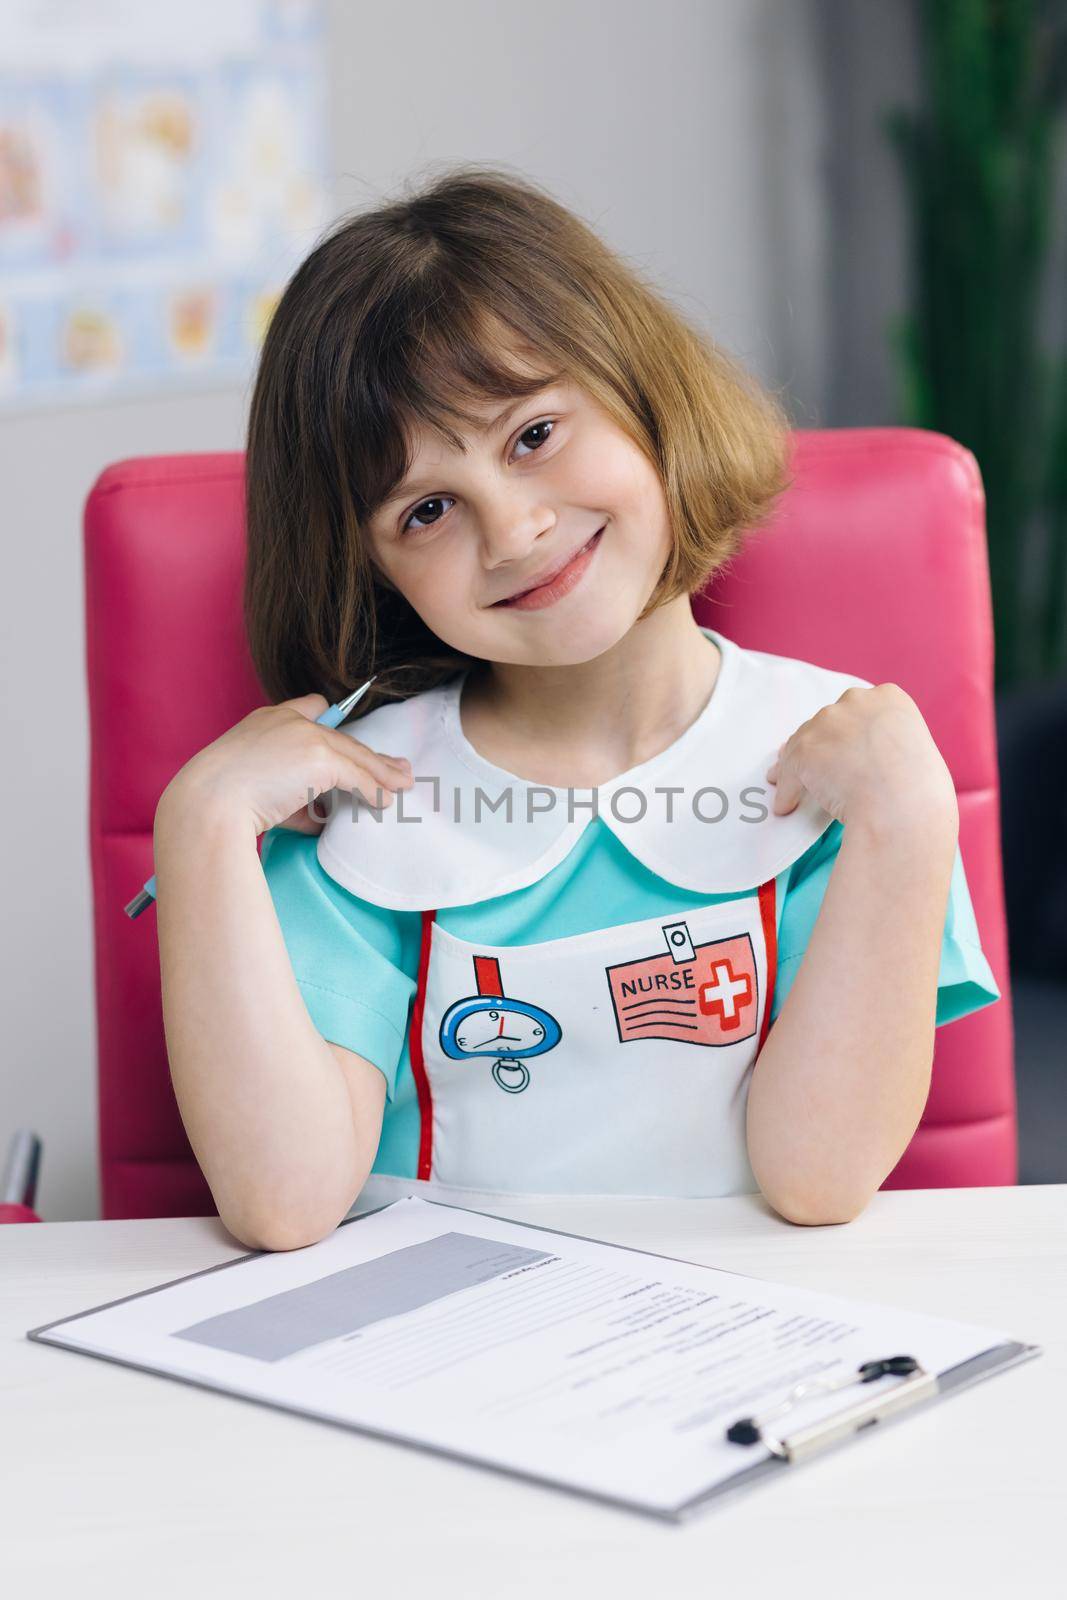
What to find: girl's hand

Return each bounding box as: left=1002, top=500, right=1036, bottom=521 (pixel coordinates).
left=764, top=684, right=958, bottom=834
left=157, top=693, right=414, bottom=838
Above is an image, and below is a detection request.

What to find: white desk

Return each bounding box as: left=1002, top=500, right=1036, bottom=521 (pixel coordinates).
left=3, top=1184, right=1061, bottom=1597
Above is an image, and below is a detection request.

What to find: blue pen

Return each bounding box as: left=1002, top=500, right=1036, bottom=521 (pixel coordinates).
left=124, top=675, right=379, bottom=921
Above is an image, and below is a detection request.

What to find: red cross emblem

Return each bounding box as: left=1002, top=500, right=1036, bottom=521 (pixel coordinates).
left=697, top=959, right=753, bottom=1030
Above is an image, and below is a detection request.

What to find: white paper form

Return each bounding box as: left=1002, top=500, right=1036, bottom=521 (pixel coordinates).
left=30, top=1198, right=1025, bottom=1516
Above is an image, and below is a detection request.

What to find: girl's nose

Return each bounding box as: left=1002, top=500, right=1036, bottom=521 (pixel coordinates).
left=480, top=506, right=558, bottom=569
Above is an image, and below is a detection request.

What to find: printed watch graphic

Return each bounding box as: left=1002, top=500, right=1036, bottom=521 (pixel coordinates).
left=438, top=955, right=562, bottom=1094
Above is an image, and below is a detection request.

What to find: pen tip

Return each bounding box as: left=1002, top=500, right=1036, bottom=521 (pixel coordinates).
left=336, top=675, right=377, bottom=715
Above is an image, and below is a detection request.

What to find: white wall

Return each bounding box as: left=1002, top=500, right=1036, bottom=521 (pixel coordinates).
left=1, top=0, right=826, bottom=1219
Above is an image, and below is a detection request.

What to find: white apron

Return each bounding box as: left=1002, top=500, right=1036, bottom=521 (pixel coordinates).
left=317, top=626, right=872, bottom=1198
left=408, top=883, right=778, bottom=1195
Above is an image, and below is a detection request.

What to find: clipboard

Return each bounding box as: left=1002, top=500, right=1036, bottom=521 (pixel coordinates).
left=26, top=1197, right=1042, bottom=1523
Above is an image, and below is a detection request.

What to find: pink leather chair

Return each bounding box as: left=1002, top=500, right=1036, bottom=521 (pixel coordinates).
left=5, top=426, right=1018, bottom=1221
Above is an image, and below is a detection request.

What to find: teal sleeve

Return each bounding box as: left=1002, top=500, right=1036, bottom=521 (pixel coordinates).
left=770, top=820, right=1001, bottom=1028
left=259, top=827, right=420, bottom=1100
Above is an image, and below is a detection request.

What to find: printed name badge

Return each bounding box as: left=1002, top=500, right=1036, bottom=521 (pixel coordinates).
left=605, top=918, right=759, bottom=1047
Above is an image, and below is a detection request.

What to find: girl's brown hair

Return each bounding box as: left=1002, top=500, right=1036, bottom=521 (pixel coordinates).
left=244, top=163, right=791, bottom=712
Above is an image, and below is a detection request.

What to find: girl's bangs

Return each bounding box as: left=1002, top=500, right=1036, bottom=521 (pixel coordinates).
left=350, top=295, right=568, bottom=521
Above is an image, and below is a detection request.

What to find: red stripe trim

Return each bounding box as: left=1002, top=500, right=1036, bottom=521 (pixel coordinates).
left=756, top=878, right=778, bottom=1053
left=408, top=909, right=437, bottom=1180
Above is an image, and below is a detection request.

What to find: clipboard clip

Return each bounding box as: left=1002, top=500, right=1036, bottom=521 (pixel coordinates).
left=724, top=1355, right=939, bottom=1464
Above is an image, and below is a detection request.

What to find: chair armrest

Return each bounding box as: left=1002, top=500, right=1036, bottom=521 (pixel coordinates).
left=1, top=1129, right=42, bottom=1222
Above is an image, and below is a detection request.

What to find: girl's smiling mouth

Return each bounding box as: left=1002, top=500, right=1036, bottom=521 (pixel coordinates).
left=491, top=525, right=605, bottom=610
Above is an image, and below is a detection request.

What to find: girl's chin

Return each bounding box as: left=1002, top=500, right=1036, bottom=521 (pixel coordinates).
left=485, top=610, right=638, bottom=666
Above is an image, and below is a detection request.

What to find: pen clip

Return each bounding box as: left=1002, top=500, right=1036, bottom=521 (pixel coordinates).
left=725, top=1355, right=939, bottom=1463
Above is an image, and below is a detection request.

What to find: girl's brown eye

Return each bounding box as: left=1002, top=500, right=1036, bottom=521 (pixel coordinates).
left=513, top=419, right=554, bottom=457
left=402, top=496, right=455, bottom=535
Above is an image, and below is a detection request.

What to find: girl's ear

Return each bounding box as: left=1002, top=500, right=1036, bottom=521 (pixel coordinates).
left=373, top=563, right=401, bottom=595
left=365, top=540, right=399, bottom=594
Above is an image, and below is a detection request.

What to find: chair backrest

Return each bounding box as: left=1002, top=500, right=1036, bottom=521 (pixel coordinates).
left=85, top=428, right=1016, bottom=1218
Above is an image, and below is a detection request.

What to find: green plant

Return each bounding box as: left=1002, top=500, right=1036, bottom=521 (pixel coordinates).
left=887, top=0, right=1067, bottom=685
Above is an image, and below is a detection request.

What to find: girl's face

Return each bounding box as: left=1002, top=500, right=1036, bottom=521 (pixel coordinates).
left=365, top=375, right=674, bottom=666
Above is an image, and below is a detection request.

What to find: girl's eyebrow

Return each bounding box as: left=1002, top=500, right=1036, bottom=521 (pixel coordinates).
left=470, top=392, right=535, bottom=438
left=381, top=389, right=557, bottom=509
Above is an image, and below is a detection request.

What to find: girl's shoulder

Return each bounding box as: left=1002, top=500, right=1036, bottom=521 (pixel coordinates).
left=712, top=627, right=873, bottom=707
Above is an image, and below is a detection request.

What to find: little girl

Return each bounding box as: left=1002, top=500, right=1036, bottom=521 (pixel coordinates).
left=152, top=165, right=1000, bottom=1251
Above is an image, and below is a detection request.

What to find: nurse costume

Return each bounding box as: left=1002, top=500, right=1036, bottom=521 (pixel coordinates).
left=261, top=626, right=1001, bottom=1202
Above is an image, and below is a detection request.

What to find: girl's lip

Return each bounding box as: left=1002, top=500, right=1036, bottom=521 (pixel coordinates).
left=494, top=526, right=605, bottom=610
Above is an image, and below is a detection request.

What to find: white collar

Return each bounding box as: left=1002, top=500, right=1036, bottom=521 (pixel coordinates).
left=316, top=627, right=872, bottom=911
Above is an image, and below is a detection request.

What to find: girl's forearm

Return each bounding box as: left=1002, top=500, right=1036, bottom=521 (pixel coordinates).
left=153, top=790, right=377, bottom=1249
left=746, top=801, right=959, bottom=1225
